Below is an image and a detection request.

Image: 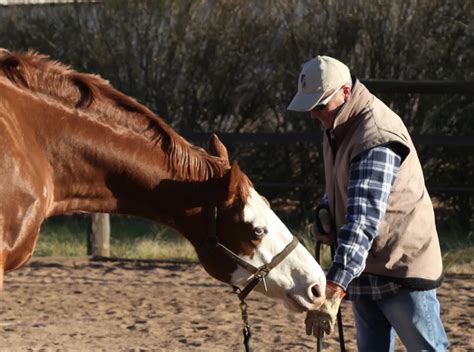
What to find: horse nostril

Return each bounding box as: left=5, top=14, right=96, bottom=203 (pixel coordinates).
left=307, top=282, right=326, bottom=309
left=310, top=283, right=323, bottom=298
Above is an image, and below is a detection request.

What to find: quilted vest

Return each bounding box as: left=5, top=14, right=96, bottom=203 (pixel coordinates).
left=323, top=80, right=443, bottom=286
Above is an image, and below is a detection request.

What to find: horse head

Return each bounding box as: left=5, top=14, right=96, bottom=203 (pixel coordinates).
left=196, top=135, right=326, bottom=312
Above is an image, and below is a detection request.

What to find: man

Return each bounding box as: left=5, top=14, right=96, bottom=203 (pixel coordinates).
left=288, top=56, right=448, bottom=351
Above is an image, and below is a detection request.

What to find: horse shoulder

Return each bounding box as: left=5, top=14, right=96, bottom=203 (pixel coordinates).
left=0, top=109, right=52, bottom=282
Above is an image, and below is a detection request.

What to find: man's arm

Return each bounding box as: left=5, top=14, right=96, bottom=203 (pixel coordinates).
left=305, top=145, right=402, bottom=337
left=326, top=145, right=401, bottom=290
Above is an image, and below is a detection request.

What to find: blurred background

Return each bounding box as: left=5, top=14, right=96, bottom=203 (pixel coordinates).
left=0, top=0, right=472, bottom=270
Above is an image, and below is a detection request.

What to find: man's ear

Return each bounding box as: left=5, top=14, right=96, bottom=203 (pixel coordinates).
left=342, top=85, right=352, bottom=101
left=208, top=133, right=229, bottom=166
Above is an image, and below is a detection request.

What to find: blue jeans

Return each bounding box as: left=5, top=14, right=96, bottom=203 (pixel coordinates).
left=352, top=289, right=448, bottom=351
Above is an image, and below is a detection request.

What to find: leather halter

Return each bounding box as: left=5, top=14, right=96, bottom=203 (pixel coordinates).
left=203, top=205, right=299, bottom=352
left=206, top=206, right=300, bottom=301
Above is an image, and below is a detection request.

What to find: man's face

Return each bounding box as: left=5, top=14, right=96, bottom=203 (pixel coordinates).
left=310, top=86, right=351, bottom=129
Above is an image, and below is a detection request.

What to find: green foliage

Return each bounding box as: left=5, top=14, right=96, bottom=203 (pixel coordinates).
left=0, top=0, right=471, bottom=229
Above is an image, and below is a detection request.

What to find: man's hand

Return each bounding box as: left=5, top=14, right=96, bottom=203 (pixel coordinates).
left=305, top=283, right=345, bottom=338
left=310, top=206, right=336, bottom=246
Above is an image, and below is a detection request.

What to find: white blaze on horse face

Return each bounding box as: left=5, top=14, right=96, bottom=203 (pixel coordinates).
left=230, top=188, right=326, bottom=312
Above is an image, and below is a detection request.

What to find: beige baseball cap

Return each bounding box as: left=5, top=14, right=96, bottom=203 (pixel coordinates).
left=287, top=56, right=351, bottom=112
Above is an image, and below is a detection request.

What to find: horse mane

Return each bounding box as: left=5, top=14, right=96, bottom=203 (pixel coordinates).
left=0, top=49, right=229, bottom=182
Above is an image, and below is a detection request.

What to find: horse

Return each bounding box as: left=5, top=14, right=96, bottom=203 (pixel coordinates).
left=0, top=49, right=325, bottom=314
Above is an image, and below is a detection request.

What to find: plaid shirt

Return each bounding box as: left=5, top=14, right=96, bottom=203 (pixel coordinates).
left=325, top=145, right=402, bottom=300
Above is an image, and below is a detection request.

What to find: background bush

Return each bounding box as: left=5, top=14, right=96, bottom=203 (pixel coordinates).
left=0, top=0, right=472, bottom=233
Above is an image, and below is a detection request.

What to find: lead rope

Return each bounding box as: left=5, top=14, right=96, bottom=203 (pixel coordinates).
left=330, top=245, right=346, bottom=352
left=233, top=286, right=252, bottom=352
left=240, top=301, right=252, bottom=352
left=315, top=240, right=323, bottom=352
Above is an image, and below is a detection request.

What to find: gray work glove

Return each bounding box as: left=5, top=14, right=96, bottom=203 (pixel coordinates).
left=310, top=205, right=336, bottom=246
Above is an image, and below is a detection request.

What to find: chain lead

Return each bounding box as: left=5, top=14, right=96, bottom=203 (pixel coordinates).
left=239, top=301, right=252, bottom=352
left=239, top=301, right=249, bottom=327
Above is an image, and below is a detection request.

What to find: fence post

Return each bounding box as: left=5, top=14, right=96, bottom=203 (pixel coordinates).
left=87, top=213, right=110, bottom=257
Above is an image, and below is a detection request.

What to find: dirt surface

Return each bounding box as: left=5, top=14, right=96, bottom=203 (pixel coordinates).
left=0, top=257, right=472, bottom=351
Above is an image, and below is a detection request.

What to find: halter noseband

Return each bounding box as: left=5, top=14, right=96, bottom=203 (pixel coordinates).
left=205, top=206, right=299, bottom=301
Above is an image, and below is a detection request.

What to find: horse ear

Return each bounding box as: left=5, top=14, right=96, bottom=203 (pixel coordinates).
left=227, top=160, right=241, bottom=203
left=208, top=134, right=229, bottom=164
left=0, top=48, right=11, bottom=57
left=261, top=195, right=271, bottom=207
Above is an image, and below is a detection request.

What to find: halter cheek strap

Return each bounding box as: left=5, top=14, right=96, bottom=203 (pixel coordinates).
left=218, top=237, right=299, bottom=301
left=205, top=206, right=299, bottom=300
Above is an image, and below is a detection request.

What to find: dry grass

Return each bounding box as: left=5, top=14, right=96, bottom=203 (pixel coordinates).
left=442, top=247, right=474, bottom=274
left=34, top=216, right=473, bottom=274
left=298, top=226, right=474, bottom=274
left=35, top=218, right=198, bottom=261
left=112, top=237, right=197, bottom=261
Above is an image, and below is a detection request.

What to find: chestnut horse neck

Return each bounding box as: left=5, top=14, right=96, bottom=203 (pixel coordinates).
left=0, top=50, right=235, bottom=223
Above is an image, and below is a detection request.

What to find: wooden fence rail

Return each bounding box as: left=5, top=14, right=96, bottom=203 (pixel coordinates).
left=181, top=132, right=473, bottom=195
left=361, top=79, right=474, bottom=94
left=181, top=132, right=474, bottom=147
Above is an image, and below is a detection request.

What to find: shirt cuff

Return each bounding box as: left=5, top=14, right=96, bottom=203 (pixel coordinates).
left=326, top=265, right=355, bottom=291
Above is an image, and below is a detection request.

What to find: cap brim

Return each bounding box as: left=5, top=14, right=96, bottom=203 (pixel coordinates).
left=287, top=91, right=323, bottom=112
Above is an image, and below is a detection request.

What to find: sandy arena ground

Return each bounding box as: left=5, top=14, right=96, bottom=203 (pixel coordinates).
left=0, top=257, right=472, bottom=351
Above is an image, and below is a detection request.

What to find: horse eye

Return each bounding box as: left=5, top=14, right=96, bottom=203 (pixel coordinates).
left=254, top=226, right=267, bottom=238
